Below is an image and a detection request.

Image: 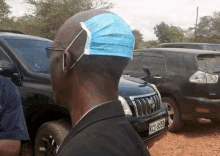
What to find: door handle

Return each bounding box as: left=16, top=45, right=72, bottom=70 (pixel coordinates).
left=124, top=74, right=130, bottom=77
left=154, top=76, right=161, bottom=79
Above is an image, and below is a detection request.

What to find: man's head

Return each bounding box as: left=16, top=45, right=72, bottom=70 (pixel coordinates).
left=50, top=9, right=134, bottom=107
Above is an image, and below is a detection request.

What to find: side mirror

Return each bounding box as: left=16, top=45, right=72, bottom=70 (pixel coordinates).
left=143, top=66, right=150, bottom=77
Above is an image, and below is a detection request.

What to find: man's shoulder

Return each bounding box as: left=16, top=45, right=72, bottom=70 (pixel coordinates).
left=58, top=116, right=150, bottom=156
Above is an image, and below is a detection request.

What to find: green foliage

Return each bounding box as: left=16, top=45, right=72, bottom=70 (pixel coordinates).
left=167, top=26, right=184, bottom=42
left=0, top=0, right=11, bottom=18
left=154, top=22, right=170, bottom=43
left=154, top=22, right=184, bottom=43
left=132, top=29, right=144, bottom=49
left=22, top=0, right=115, bottom=39
left=0, top=0, right=114, bottom=39
left=195, top=12, right=220, bottom=43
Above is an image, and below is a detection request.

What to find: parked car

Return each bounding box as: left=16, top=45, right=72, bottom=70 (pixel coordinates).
left=123, top=48, right=220, bottom=132
left=159, top=42, right=220, bottom=51
left=0, top=30, right=168, bottom=155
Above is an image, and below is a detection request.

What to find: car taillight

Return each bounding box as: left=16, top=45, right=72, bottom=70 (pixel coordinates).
left=189, top=71, right=218, bottom=84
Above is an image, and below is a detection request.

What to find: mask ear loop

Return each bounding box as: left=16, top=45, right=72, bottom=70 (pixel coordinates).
left=62, top=29, right=84, bottom=72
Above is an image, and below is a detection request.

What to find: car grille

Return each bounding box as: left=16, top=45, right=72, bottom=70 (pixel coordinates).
left=130, top=94, right=161, bottom=116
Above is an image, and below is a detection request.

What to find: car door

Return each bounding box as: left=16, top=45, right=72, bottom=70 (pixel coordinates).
left=134, top=53, right=166, bottom=89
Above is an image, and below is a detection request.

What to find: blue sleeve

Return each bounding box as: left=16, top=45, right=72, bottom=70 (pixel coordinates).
left=0, top=77, right=30, bottom=140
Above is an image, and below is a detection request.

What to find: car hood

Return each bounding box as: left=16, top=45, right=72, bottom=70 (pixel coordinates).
left=118, top=76, right=155, bottom=97
left=34, top=74, right=155, bottom=98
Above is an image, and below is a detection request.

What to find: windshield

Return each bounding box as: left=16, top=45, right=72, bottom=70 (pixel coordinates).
left=197, top=55, right=220, bottom=73
left=5, top=39, right=52, bottom=74
left=203, top=45, right=220, bottom=51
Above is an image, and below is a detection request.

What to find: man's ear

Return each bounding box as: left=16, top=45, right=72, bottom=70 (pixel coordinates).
left=63, top=50, right=73, bottom=73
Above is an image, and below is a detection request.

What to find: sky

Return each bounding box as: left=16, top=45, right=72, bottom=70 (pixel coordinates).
left=5, top=0, right=220, bottom=41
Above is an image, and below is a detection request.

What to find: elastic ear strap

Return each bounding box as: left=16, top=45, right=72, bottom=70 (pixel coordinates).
left=63, top=50, right=71, bottom=71
left=70, top=52, right=84, bottom=69
left=66, top=29, right=84, bottom=52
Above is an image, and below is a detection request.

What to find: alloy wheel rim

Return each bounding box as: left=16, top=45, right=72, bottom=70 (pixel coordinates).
left=39, top=135, right=59, bottom=156
left=164, top=102, right=175, bottom=127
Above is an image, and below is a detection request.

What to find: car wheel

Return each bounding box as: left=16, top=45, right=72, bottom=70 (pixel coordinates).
left=162, top=97, right=182, bottom=132
left=19, top=141, right=34, bottom=156
left=34, top=119, right=72, bottom=156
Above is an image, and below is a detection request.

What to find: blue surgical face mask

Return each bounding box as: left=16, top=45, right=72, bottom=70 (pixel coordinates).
left=50, top=13, right=135, bottom=71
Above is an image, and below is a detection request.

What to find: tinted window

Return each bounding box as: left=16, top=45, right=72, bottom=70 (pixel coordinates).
left=124, top=55, right=140, bottom=71
left=5, top=39, right=52, bottom=74
left=185, top=45, right=203, bottom=49
left=163, top=45, right=172, bottom=48
left=197, top=55, right=220, bottom=73
left=175, top=45, right=185, bottom=48
left=138, top=56, right=159, bottom=72
left=137, top=56, right=165, bottom=75
left=155, top=57, right=165, bottom=71
left=0, top=48, right=12, bottom=68
left=203, top=45, right=220, bottom=51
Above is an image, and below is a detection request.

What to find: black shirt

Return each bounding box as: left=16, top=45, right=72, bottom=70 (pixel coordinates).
left=57, top=100, right=150, bottom=156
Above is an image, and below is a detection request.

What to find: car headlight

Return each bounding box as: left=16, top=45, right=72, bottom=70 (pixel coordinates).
left=118, top=96, right=132, bottom=116
left=149, top=83, right=162, bottom=103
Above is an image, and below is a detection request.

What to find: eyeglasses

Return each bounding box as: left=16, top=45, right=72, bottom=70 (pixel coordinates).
left=46, top=29, right=84, bottom=71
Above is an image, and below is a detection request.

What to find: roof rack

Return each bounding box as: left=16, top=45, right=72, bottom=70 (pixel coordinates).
left=0, top=30, right=24, bottom=34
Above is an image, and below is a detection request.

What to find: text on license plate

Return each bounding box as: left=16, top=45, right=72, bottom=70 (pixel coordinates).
left=149, top=118, right=165, bottom=135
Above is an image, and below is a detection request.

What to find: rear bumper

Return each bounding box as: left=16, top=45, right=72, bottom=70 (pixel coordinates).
left=180, top=96, right=220, bottom=120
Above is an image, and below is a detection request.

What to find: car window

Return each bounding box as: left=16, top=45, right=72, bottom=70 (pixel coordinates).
left=203, top=45, right=220, bottom=51
left=124, top=55, right=141, bottom=71
left=5, top=39, right=52, bottom=74
left=197, top=55, right=220, bottom=73
left=138, top=56, right=159, bottom=72
left=155, top=57, right=165, bottom=71
left=185, top=45, right=203, bottom=49
left=175, top=45, right=185, bottom=48
left=163, top=45, right=172, bottom=48
left=0, top=48, right=12, bottom=68
left=137, top=55, right=165, bottom=76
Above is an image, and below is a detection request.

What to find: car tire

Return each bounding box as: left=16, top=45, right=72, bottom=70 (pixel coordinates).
left=19, top=141, right=34, bottom=156
left=162, top=97, right=182, bottom=132
left=34, top=119, right=72, bottom=156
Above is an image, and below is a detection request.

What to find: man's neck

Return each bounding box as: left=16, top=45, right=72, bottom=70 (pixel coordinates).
left=69, top=83, right=118, bottom=127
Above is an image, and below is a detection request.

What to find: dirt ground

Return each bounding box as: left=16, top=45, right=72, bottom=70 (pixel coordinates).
left=147, top=119, right=220, bottom=156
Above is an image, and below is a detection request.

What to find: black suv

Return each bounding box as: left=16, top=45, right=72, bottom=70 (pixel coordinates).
left=160, top=42, right=220, bottom=51
left=0, top=30, right=168, bottom=155
left=123, top=48, right=220, bottom=132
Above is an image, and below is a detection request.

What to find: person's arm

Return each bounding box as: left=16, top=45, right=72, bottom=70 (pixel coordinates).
left=0, top=77, right=30, bottom=155
left=0, top=140, right=21, bottom=156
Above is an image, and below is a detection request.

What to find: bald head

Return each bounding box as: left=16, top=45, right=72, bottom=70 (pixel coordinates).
left=53, top=9, right=110, bottom=57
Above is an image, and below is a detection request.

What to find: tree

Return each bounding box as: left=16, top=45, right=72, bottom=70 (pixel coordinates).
left=153, top=22, right=170, bottom=43
left=167, top=25, right=184, bottom=42
left=183, top=27, right=195, bottom=42
left=154, top=22, right=184, bottom=43
left=132, top=29, right=143, bottom=49
left=0, top=0, right=11, bottom=18
left=24, top=0, right=115, bottom=39
left=195, top=11, right=220, bottom=43
left=145, top=40, right=159, bottom=48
